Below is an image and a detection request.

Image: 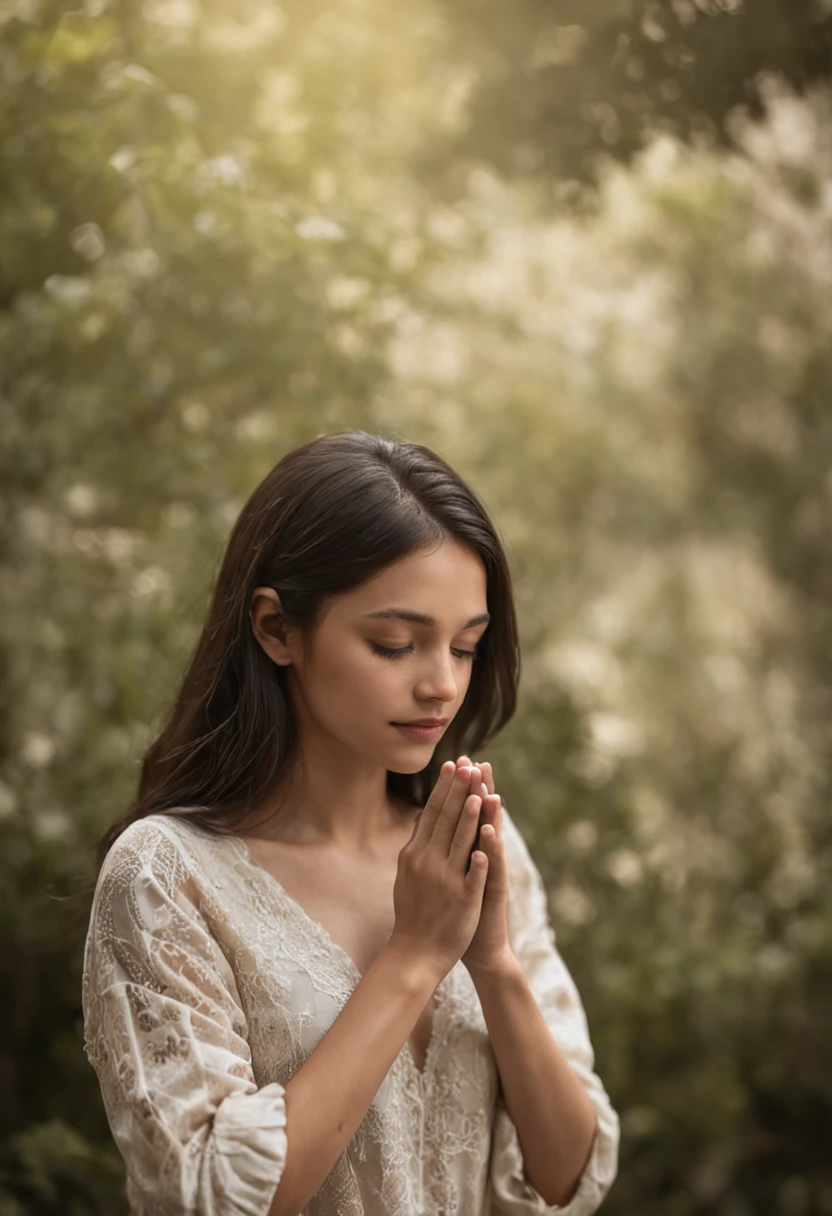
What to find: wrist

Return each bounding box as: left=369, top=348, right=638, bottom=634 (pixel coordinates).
left=465, top=948, right=521, bottom=989
left=382, top=936, right=447, bottom=994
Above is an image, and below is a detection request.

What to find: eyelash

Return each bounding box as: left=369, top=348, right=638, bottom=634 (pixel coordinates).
left=370, top=642, right=479, bottom=662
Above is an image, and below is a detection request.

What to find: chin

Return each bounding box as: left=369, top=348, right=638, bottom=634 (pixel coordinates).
left=386, top=753, right=436, bottom=775
left=387, top=761, right=427, bottom=776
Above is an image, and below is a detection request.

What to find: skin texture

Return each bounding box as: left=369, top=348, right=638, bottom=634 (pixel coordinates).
left=455, top=754, right=512, bottom=974
left=243, top=539, right=599, bottom=1213
left=245, top=537, right=512, bottom=980
left=246, top=538, right=492, bottom=853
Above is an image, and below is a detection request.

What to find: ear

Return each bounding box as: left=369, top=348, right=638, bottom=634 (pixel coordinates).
left=249, top=586, right=295, bottom=667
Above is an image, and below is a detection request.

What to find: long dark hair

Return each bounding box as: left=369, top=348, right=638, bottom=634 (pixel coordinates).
left=97, top=429, right=521, bottom=864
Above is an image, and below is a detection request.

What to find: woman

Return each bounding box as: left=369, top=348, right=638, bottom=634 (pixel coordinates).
left=82, top=429, right=620, bottom=1215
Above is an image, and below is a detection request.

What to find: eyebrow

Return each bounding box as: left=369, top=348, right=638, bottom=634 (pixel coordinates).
left=362, top=608, right=491, bottom=629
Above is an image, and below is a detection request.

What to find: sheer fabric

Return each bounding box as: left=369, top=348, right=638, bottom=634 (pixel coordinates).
left=82, top=803, right=619, bottom=1215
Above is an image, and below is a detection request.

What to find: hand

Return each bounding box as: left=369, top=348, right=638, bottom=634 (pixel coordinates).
left=389, top=760, right=489, bottom=981
left=456, top=755, right=514, bottom=977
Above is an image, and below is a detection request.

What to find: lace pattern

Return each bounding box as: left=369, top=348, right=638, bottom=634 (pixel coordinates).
left=82, top=804, right=619, bottom=1214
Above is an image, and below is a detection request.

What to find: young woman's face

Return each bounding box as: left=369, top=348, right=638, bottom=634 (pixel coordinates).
left=268, top=540, right=490, bottom=773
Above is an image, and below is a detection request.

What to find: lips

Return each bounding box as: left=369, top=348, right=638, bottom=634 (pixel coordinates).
left=392, top=720, right=448, bottom=727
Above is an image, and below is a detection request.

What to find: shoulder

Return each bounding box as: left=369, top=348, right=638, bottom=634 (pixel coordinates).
left=94, top=811, right=218, bottom=907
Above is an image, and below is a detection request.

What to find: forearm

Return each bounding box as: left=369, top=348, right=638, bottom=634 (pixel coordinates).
left=472, top=954, right=599, bottom=1208
left=270, top=944, right=442, bottom=1216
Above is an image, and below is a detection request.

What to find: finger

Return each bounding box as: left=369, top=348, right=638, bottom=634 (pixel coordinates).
left=463, top=766, right=484, bottom=858
left=494, top=794, right=503, bottom=838
left=480, top=822, right=499, bottom=847
left=465, top=846, right=488, bottom=893
left=450, top=793, right=481, bottom=867
left=413, top=760, right=457, bottom=845
left=469, top=758, right=494, bottom=798
left=481, top=790, right=502, bottom=838
left=478, top=821, right=509, bottom=895
left=430, top=763, right=476, bottom=853
left=477, top=790, right=500, bottom=830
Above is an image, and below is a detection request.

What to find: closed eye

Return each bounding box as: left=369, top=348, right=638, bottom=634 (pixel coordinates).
left=370, top=642, right=479, bottom=661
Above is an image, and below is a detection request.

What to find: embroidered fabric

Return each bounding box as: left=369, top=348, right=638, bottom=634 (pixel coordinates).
left=82, top=802, right=619, bottom=1215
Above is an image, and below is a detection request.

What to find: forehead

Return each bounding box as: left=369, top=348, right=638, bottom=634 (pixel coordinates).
left=333, top=541, right=487, bottom=619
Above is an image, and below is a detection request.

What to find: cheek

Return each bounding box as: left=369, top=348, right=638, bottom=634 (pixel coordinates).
left=311, top=641, right=402, bottom=715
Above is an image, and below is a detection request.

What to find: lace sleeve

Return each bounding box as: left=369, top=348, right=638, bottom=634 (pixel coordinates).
left=488, top=807, right=620, bottom=1216
left=81, top=818, right=288, bottom=1216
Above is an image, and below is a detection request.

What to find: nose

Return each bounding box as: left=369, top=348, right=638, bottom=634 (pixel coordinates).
left=414, top=650, right=461, bottom=706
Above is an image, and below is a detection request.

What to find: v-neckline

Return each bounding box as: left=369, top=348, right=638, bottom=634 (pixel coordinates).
left=227, top=831, right=447, bottom=1082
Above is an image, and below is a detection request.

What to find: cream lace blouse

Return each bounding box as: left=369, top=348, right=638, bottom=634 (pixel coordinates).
left=82, top=804, right=619, bottom=1215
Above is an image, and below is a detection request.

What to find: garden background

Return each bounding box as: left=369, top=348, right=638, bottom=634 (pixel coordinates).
left=2, top=1, right=831, bottom=1212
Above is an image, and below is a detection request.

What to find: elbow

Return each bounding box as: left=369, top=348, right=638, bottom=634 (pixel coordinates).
left=527, top=1113, right=599, bottom=1208
left=529, top=1168, right=582, bottom=1210
left=524, top=1166, right=578, bottom=1209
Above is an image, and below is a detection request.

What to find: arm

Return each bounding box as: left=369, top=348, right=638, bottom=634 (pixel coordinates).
left=83, top=821, right=442, bottom=1216
left=482, top=807, right=620, bottom=1215
left=474, top=957, right=598, bottom=1206
left=272, top=943, right=440, bottom=1216
left=82, top=822, right=290, bottom=1216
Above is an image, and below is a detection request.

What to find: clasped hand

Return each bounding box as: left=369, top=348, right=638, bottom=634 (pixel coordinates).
left=455, top=754, right=514, bottom=977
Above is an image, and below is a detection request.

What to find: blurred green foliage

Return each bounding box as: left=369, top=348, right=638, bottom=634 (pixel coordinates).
left=427, top=0, right=832, bottom=193
left=1, top=1, right=831, bottom=1213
